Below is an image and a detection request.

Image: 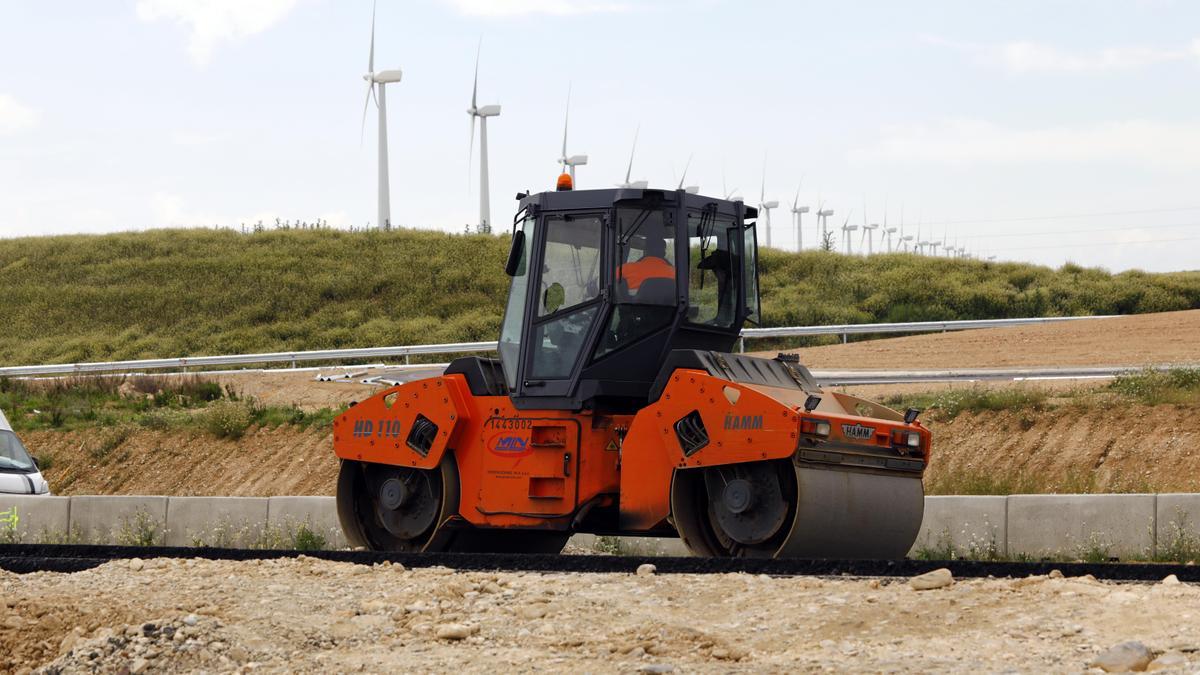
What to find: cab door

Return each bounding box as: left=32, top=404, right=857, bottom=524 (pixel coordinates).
left=518, top=212, right=607, bottom=399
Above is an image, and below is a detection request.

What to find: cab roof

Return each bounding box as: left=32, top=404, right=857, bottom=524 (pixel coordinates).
left=516, top=187, right=758, bottom=220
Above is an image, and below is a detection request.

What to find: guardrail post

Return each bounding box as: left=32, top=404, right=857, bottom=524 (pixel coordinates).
left=842, top=332, right=848, bottom=344
left=737, top=338, right=744, bottom=353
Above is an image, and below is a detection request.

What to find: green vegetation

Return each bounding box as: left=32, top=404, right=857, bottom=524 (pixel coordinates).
left=1109, top=367, right=1200, bottom=405
left=0, top=227, right=1197, bottom=365
left=881, top=387, right=1051, bottom=422
left=0, top=375, right=342, bottom=435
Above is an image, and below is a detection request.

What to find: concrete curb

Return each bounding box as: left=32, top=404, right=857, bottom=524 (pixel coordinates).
left=0, top=493, right=1191, bottom=557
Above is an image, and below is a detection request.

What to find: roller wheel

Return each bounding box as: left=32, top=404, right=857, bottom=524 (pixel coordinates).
left=670, top=460, right=797, bottom=558
left=671, top=459, right=926, bottom=559
left=336, top=457, right=459, bottom=552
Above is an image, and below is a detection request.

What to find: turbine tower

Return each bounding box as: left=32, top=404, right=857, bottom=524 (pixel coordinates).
left=557, top=86, right=588, bottom=183
left=757, top=161, right=779, bottom=248
left=360, top=2, right=402, bottom=230
left=466, top=40, right=500, bottom=234
left=617, top=125, right=648, bottom=189
left=790, top=183, right=809, bottom=252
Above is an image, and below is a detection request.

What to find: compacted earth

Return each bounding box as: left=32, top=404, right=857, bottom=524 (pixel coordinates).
left=1, top=558, right=1198, bottom=674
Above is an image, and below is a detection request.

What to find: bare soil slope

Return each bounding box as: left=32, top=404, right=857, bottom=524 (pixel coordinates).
left=927, top=404, right=1200, bottom=494
left=30, top=426, right=337, bottom=497
left=766, top=309, right=1200, bottom=369
left=3, top=558, right=1199, bottom=673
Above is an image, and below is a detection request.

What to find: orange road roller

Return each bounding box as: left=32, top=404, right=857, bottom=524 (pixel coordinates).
left=333, top=182, right=929, bottom=557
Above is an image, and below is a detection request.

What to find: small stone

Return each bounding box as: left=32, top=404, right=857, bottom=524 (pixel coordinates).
left=128, top=558, right=144, bottom=572
left=128, top=658, right=149, bottom=674
left=517, top=605, right=547, bottom=620
left=1090, top=641, right=1154, bottom=672
left=639, top=665, right=674, bottom=674
left=58, top=633, right=79, bottom=656
left=1048, top=569, right=1064, bottom=579
left=435, top=623, right=474, bottom=640
left=228, top=646, right=249, bottom=662
left=1147, top=651, right=1187, bottom=671
left=1161, top=574, right=1181, bottom=586
left=910, top=568, right=954, bottom=591
left=183, top=614, right=199, bottom=627
left=636, top=564, right=657, bottom=577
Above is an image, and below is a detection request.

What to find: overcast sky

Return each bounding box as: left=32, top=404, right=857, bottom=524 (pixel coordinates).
left=2, top=0, right=1199, bottom=272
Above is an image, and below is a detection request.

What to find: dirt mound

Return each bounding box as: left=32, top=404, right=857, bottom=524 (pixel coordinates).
left=766, top=309, right=1200, bottom=369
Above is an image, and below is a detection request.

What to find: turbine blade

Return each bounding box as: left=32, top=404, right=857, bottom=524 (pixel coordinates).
left=760, top=153, right=766, bottom=204
left=471, top=36, right=480, bottom=111
left=468, top=115, right=476, bottom=192
left=360, top=83, right=373, bottom=145
left=368, top=0, right=376, bottom=74
left=561, top=84, right=571, bottom=160
left=624, top=124, right=639, bottom=184
left=678, top=153, right=693, bottom=190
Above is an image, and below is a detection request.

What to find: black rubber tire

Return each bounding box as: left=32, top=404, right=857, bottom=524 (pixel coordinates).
left=336, top=456, right=460, bottom=553
left=670, top=460, right=798, bottom=558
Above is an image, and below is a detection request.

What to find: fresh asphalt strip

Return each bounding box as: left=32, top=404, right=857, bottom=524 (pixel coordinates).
left=0, top=544, right=1196, bottom=582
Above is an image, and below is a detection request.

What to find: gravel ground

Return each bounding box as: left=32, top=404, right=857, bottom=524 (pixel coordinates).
left=2, top=558, right=1199, bottom=673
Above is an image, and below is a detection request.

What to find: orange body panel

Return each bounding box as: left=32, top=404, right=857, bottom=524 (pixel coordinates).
left=334, top=375, right=629, bottom=529
left=334, top=369, right=929, bottom=534
left=618, top=370, right=931, bottom=531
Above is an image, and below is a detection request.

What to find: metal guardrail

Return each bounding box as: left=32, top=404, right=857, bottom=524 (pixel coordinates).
left=0, top=315, right=1115, bottom=378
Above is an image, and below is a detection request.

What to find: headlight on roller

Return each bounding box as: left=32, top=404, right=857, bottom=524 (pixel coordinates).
left=801, top=418, right=831, bottom=437
left=892, top=430, right=922, bottom=449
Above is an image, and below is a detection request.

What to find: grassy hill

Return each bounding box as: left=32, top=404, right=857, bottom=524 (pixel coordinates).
left=1, top=226, right=1198, bottom=365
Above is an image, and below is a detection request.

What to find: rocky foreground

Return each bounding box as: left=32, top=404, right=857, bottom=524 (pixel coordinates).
left=1, top=558, right=1198, bottom=673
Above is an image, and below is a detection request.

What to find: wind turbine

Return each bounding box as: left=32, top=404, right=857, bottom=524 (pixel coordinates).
left=617, top=125, right=648, bottom=189
left=360, top=1, right=403, bottom=230
left=790, top=183, right=809, bottom=252
left=897, top=205, right=912, bottom=252
left=758, top=161, right=779, bottom=248
left=466, top=39, right=500, bottom=234
left=816, top=201, right=834, bottom=248
left=882, top=205, right=896, bottom=252
left=840, top=211, right=858, bottom=255
left=862, top=223, right=879, bottom=255
left=557, top=86, right=588, bottom=183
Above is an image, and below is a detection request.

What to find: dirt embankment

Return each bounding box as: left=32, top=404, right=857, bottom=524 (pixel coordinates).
left=30, top=426, right=338, bottom=497
left=927, top=404, right=1200, bottom=494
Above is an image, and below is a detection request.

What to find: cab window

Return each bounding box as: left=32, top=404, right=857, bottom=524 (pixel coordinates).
left=687, top=209, right=739, bottom=328
left=529, top=214, right=604, bottom=380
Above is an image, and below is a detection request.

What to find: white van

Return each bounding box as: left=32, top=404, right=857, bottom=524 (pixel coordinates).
left=0, top=408, right=51, bottom=495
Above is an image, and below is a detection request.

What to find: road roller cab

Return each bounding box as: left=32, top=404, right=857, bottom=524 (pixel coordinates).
left=493, top=186, right=759, bottom=412
left=332, top=186, right=930, bottom=558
